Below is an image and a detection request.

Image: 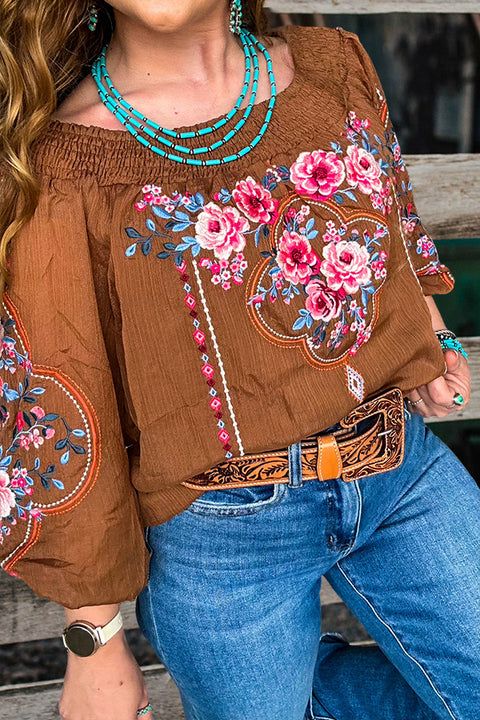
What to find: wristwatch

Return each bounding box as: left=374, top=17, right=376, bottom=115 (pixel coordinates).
left=62, top=609, right=123, bottom=657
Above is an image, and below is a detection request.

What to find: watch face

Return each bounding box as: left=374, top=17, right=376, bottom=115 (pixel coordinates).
left=65, top=625, right=97, bottom=657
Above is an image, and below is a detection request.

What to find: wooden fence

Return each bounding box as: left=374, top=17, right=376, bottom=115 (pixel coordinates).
left=1, top=2, right=479, bottom=718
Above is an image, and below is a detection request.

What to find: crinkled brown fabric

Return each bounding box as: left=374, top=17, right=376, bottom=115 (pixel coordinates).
left=0, top=26, right=453, bottom=608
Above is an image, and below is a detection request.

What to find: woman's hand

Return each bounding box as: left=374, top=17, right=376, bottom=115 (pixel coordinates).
left=407, top=348, right=471, bottom=418
left=58, top=629, right=153, bottom=720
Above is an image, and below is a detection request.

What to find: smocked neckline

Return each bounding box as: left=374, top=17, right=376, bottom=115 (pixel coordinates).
left=47, top=24, right=301, bottom=141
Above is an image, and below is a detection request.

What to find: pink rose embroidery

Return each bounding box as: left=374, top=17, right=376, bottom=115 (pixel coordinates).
left=290, top=150, right=346, bottom=201
left=305, top=279, right=343, bottom=322
left=0, top=470, right=15, bottom=519
left=232, top=176, right=278, bottom=224
left=277, top=231, right=320, bottom=285
left=344, top=146, right=383, bottom=195
left=195, top=202, right=249, bottom=260
left=321, top=240, right=371, bottom=295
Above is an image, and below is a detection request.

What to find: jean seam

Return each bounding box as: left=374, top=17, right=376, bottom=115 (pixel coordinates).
left=186, top=481, right=287, bottom=515
left=307, top=691, right=336, bottom=720
left=334, top=562, right=458, bottom=720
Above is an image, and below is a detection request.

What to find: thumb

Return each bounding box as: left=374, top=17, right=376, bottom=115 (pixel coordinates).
left=444, top=348, right=460, bottom=373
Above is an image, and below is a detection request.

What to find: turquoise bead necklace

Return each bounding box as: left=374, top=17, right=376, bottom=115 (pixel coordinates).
left=90, top=28, right=277, bottom=166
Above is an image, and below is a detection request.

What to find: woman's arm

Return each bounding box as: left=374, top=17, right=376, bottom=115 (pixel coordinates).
left=406, top=296, right=471, bottom=418
left=59, top=603, right=152, bottom=720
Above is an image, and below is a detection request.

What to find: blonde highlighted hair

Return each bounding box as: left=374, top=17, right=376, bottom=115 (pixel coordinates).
left=0, top=0, right=269, bottom=298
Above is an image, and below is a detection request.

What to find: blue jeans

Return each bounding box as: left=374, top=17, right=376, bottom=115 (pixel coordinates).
left=136, top=409, right=480, bottom=720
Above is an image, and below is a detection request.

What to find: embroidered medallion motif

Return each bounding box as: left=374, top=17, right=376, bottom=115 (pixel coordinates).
left=0, top=296, right=100, bottom=573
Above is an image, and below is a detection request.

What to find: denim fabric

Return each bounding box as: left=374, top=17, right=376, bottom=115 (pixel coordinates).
left=136, top=409, right=480, bottom=720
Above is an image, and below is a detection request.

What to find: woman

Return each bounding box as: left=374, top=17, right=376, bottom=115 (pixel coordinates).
left=0, top=1, right=478, bottom=719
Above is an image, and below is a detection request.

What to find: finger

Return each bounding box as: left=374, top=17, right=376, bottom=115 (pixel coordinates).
left=424, top=376, right=456, bottom=408
left=443, top=348, right=460, bottom=373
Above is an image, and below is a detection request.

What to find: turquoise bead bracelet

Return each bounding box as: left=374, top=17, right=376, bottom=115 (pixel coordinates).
left=434, top=330, right=468, bottom=360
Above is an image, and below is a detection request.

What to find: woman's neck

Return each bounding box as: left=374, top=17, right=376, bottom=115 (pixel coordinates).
left=106, top=7, right=244, bottom=99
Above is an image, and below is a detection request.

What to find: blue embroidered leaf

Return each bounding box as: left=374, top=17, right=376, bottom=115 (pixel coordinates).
left=125, top=227, right=142, bottom=239
left=4, top=388, right=19, bottom=401
left=268, top=266, right=281, bottom=276
left=53, top=479, right=65, bottom=490
left=164, top=220, right=176, bottom=230
left=255, top=226, right=262, bottom=247
left=0, top=456, right=11, bottom=467
left=277, top=165, right=290, bottom=180
left=371, top=148, right=379, bottom=155
left=362, top=129, right=370, bottom=140
left=361, top=288, right=369, bottom=306
left=142, top=241, right=151, bottom=256
left=55, top=439, right=67, bottom=451
left=262, top=224, right=270, bottom=238
left=333, top=194, right=344, bottom=205
left=260, top=250, right=272, bottom=259
left=18, top=381, right=23, bottom=395
left=194, top=192, right=204, bottom=206
left=306, top=314, right=313, bottom=328
left=371, top=252, right=379, bottom=262
left=181, top=236, right=197, bottom=245
left=70, top=443, right=86, bottom=455
left=15, top=489, right=25, bottom=496
left=171, top=222, right=191, bottom=233
left=174, top=254, right=183, bottom=267
left=71, top=429, right=85, bottom=438
left=164, top=242, right=176, bottom=251
left=365, top=285, right=376, bottom=294
left=157, top=251, right=170, bottom=259
left=306, top=218, right=315, bottom=232
left=22, top=411, right=32, bottom=427
left=42, top=413, right=59, bottom=422
left=344, top=191, right=357, bottom=202
left=60, top=450, right=70, bottom=465
left=293, top=316, right=307, bottom=331
left=319, top=329, right=326, bottom=343
left=126, top=243, right=137, bottom=257
left=34, top=456, right=40, bottom=470
left=41, top=477, right=51, bottom=490
left=174, top=210, right=190, bottom=222
left=374, top=134, right=383, bottom=144
left=191, top=244, right=201, bottom=257
left=362, top=139, right=371, bottom=152
left=145, top=219, right=156, bottom=232
left=152, top=206, right=172, bottom=219
left=291, top=285, right=300, bottom=295
left=29, top=388, right=46, bottom=395
left=307, top=230, right=318, bottom=240
left=175, top=243, right=192, bottom=252
left=46, top=464, right=56, bottom=473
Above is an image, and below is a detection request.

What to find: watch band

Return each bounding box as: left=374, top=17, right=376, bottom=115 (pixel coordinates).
left=96, top=609, right=123, bottom=645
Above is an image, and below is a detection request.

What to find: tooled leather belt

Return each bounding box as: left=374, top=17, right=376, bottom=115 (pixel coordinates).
left=182, top=387, right=406, bottom=490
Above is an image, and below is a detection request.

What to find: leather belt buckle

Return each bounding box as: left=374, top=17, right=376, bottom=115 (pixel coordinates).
left=182, top=386, right=406, bottom=490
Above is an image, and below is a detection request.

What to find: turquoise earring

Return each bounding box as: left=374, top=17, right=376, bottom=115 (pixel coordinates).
left=229, top=0, right=243, bottom=35
left=88, top=3, right=99, bottom=32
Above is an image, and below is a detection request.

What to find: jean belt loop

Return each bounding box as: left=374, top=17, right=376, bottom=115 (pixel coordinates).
left=287, top=440, right=304, bottom=487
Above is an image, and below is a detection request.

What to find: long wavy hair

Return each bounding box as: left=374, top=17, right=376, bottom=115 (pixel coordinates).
left=0, top=0, right=269, bottom=297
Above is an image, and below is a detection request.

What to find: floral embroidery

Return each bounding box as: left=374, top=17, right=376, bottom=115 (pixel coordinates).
left=0, top=313, right=88, bottom=543
left=125, top=100, right=449, bottom=371
left=0, top=296, right=100, bottom=573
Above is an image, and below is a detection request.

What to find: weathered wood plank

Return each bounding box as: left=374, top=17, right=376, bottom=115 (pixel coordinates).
left=266, top=0, right=480, bottom=13
left=405, top=155, right=480, bottom=240
left=0, top=665, right=185, bottom=720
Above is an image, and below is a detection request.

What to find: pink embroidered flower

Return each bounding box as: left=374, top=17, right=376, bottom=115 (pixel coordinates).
left=232, top=176, right=279, bottom=224
left=277, top=231, right=320, bottom=285
left=19, top=434, right=32, bottom=450
left=305, top=279, right=343, bottom=322
left=195, top=202, right=249, bottom=260
left=31, top=406, right=45, bottom=420
left=290, top=150, right=346, bottom=201
left=0, top=470, right=15, bottom=519
left=45, top=427, right=56, bottom=439
left=31, top=428, right=44, bottom=449
left=344, top=146, right=383, bottom=195
left=321, top=240, right=371, bottom=294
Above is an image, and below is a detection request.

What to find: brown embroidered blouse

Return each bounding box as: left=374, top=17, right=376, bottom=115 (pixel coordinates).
left=0, top=25, right=454, bottom=608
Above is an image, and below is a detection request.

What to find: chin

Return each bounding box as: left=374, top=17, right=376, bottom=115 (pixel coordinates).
left=137, top=6, right=197, bottom=32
